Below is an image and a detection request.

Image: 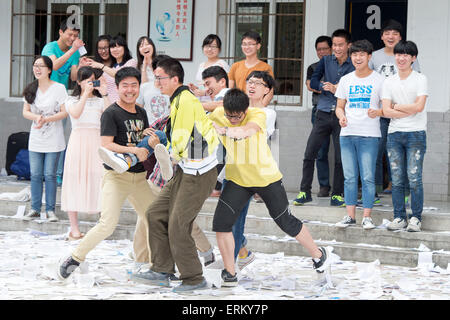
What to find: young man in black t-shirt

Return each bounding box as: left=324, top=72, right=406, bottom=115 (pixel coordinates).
left=58, top=67, right=162, bottom=279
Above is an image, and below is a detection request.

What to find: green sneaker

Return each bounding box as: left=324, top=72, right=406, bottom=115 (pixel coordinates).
left=293, top=191, right=312, bottom=206
left=330, top=195, right=346, bottom=207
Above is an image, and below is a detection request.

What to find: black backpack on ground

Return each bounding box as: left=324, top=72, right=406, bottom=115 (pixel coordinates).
left=6, top=132, right=29, bottom=176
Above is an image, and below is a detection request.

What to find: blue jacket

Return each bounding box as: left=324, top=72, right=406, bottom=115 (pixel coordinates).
left=310, top=54, right=354, bottom=112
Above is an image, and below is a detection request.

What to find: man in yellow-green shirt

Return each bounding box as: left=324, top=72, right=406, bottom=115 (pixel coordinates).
left=209, top=89, right=332, bottom=287
left=131, top=57, right=219, bottom=293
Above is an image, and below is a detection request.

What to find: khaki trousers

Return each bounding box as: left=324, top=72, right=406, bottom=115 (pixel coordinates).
left=134, top=177, right=214, bottom=263
left=147, top=168, right=217, bottom=285
left=72, top=170, right=154, bottom=262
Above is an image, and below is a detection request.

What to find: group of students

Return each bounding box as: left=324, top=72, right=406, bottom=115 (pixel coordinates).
left=21, top=19, right=331, bottom=292
left=294, top=20, right=428, bottom=233
left=20, top=17, right=427, bottom=292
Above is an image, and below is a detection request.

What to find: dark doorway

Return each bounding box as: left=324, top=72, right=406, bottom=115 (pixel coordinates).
left=345, top=0, right=408, bottom=50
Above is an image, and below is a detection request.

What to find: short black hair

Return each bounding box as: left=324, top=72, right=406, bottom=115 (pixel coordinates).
left=202, top=34, right=222, bottom=50
left=315, top=35, right=332, bottom=49
left=152, top=54, right=171, bottom=71
left=349, top=39, right=374, bottom=55
left=202, top=66, right=229, bottom=88
left=241, top=31, right=261, bottom=44
left=331, top=29, right=352, bottom=43
left=115, top=67, right=141, bottom=86
left=246, top=71, right=275, bottom=90
left=156, top=57, right=184, bottom=83
left=394, top=40, right=418, bottom=58
left=381, top=19, right=403, bottom=35
left=60, top=19, right=80, bottom=33
left=223, top=89, right=249, bottom=114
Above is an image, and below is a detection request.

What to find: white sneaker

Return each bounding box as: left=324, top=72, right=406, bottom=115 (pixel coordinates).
left=361, top=217, right=376, bottom=230
left=406, top=217, right=421, bottom=232
left=98, top=147, right=129, bottom=173
left=23, top=209, right=40, bottom=221
left=154, top=144, right=173, bottom=181
left=47, top=211, right=59, bottom=222
left=387, top=218, right=407, bottom=231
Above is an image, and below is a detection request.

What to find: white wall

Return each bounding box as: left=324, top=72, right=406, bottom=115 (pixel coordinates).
left=408, top=0, right=450, bottom=112
left=302, top=0, right=346, bottom=109
left=0, top=1, right=12, bottom=99
left=180, top=0, right=218, bottom=86
left=128, top=0, right=149, bottom=59
left=129, top=0, right=217, bottom=86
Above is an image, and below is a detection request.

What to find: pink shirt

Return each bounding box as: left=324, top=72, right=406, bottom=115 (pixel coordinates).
left=104, top=58, right=137, bottom=103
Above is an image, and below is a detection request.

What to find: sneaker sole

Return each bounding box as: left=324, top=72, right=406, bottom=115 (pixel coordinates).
left=154, top=144, right=173, bottom=181
left=221, top=280, right=239, bottom=287
left=335, top=223, right=354, bottom=229
left=293, top=199, right=312, bottom=206
left=130, top=275, right=170, bottom=287
left=98, top=148, right=128, bottom=174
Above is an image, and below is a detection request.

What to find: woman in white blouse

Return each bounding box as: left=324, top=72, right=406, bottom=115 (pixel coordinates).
left=22, top=55, right=68, bottom=222
left=189, top=34, right=230, bottom=99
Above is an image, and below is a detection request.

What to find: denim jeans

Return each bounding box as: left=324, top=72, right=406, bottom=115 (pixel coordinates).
left=340, top=136, right=380, bottom=208
left=311, top=106, right=331, bottom=188
left=387, top=131, right=426, bottom=221
left=29, top=151, right=60, bottom=212
left=127, top=130, right=167, bottom=167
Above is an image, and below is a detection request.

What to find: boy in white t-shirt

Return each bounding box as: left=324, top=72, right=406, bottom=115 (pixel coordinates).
left=382, top=40, right=428, bottom=232
left=334, top=40, right=385, bottom=230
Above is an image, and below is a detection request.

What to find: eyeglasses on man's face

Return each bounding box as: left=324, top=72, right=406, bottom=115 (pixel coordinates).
left=225, top=112, right=245, bottom=120
left=246, top=80, right=267, bottom=87
left=155, top=76, right=171, bottom=83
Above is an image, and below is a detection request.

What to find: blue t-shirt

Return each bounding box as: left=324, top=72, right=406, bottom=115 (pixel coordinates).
left=42, top=41, right=80, bottom=88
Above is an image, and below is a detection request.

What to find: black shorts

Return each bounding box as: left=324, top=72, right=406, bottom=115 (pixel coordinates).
left=212, top=179, right=303, bottom=237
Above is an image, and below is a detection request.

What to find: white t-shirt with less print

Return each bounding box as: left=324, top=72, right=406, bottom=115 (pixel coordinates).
left=335, top=70, right=384, bottom=137
left=25, top=82, right=68, bottom=153
left=382, top=71, right=428, bottom=133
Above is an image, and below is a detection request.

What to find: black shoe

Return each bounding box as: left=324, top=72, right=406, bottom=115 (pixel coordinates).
left=168, top=273, right=180, bottom=281
left=221, top=269, right=238, bottom=287
left=204, top=252, right=215, bottom=267
left=313, top=247, right=330, bottom=274
left=317, top=186, right=330, bottom=197
left=58, top=256, right=80, bottom=279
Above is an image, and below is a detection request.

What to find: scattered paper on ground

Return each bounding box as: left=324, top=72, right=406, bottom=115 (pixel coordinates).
left=0, top=231, right=449, bottom=300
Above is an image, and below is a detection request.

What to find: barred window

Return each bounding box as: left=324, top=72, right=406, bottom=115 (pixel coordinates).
left=217, top=0, right=305, bottom=106
left=10, top=0, right=128, bottom=97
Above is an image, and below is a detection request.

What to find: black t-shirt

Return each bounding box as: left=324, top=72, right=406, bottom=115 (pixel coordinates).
left=100, top=103, right=149, bottom=173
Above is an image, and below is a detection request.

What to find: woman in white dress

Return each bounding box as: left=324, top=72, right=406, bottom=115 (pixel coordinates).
left=61, top=66, right=110, bottom=240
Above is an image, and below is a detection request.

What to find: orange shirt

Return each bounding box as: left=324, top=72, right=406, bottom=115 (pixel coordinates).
left=228, top=60, right=274, bottom=91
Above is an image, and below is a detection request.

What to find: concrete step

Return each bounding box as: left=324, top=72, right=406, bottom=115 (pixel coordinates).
left=200, top=198, right=450, bottom=233
left=201, top=231, right=450, bottom=269
left=195, top=212, right=450, bottom=252
left=1, top=215, right=449, bottom=269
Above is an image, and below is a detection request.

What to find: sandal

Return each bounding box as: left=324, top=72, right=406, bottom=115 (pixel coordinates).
left=66, top=232, right=85, bottom=241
